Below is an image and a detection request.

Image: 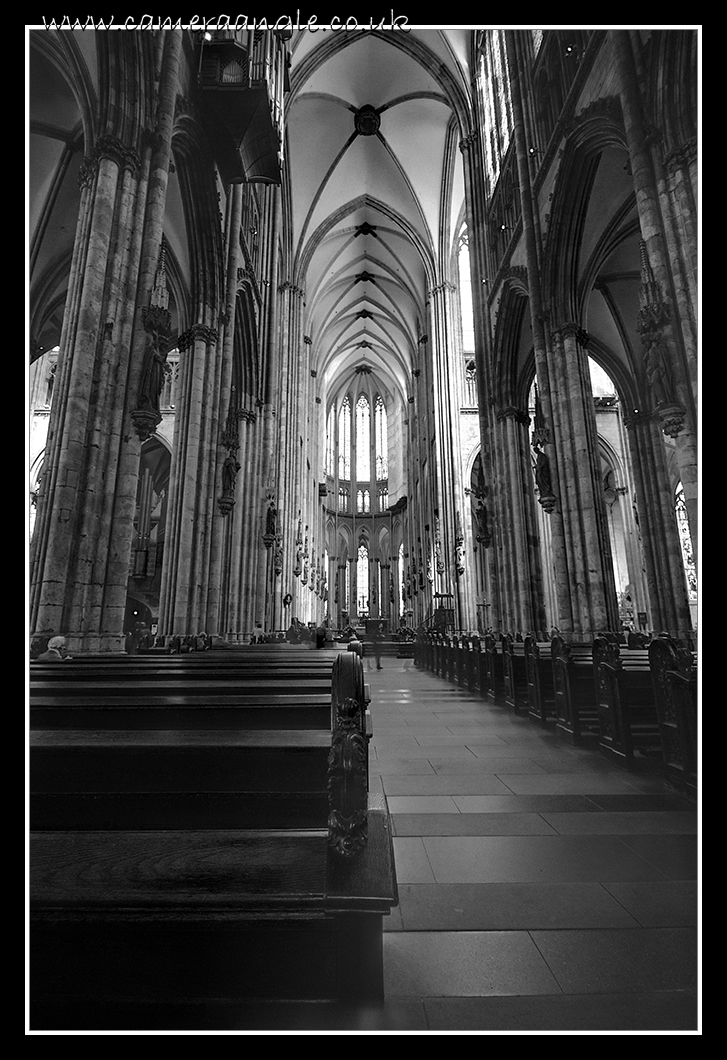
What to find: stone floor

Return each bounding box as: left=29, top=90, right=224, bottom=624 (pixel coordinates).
left=359, top=658, right=700, bottom=1033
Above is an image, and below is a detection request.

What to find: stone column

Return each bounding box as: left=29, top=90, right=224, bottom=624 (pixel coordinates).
left=504, top=30, right=574, bottom=636
left=611, top=30, right=697, bottom=566
left=548, top=322, right=620, bottom=638
left=29, top=126, right=150, bottom=652
left=427, top=282, right=470, bottom=629
left=211, top=185, right=244, bottom=638
left=157, top=323, right=220, bottom=636
left=276, top=282, right=305, bottom=621
left=460, top=127, right=503, bottom=633
left=623, top=410, right=693, bottom=639
left=493, top=406, right=547, bottom=636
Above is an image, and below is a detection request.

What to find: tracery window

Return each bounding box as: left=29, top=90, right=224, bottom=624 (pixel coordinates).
left=458, top=234, right=475, bottom=356
left=326, top=405, right=335, bottom=476
left=378, top=486, right=388, bottom=512
left=375, top=394, right=388, bottom=479
left=357, top=544, right=369, bottom=614
left=357, top=488, right=370, bottom=514
left=356, top=395, right=370, bottom=481
left=479, top=30, right=513, bottom=197
left=338, top=487, right=349, bottom=513
left=338, top=395, right=351, bottom=479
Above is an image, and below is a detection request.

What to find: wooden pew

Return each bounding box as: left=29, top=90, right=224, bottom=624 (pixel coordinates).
left=524, top=634, right=556, bottom=727
left=649, top=634, right=698, bottom=800
left=454, top=635, right=469, bottom=688
left=29, top=650, right=336, bottom=731
left=482, top=632, right=504, bottom=704
left=551, top=634, right=600, bottom=745
left=29, top=650, right=397, bottom=1029
left=502, top=634, right=528, bottom=715
left=466, top=635, right=482, bottom=695
left=592, top=634, right=662, bottom=767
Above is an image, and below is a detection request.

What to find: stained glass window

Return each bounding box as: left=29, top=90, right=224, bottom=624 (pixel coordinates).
left=326, top=405, right=335, bottom=475
left=375, top=394, right=388, bottom=479
left=458, top=234, right=475, bottom=355
left=675, top=483, right=697, bottom=600
left=356, top=394, right=370, bottom=480
left=357, top=544, right=369, bottom=613
left=338, top=395, right=351, bottom=479
left=479, top=30, right=513, bottom=197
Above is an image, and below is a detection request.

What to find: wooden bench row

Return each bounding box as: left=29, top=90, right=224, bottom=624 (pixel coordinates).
left=29, top=647, right=398, bottom=1029
left=414, top=630, right=697, bottom=796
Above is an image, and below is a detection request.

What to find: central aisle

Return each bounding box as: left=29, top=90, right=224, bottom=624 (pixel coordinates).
left=363, top=658, right=698, bottom=1032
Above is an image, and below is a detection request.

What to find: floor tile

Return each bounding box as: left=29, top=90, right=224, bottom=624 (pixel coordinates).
left=584, top=792, right=697, bottom=812
left=491, top=774, right=654, bottom=794
left=392, top=813, right=556, bottom=836
left=384, top=931, right=560, bottom=997
left=369, top=759, right=436, bottom=775
left=458, top=758, right=553, bottom=774
left=375, top=746, right=479, bottom=760
left=387, top=796, right=460, bottom=815
left=422, top=991, right=699, bottom=1031
left=392, top=837, right=436, bottom=882
left=383, top=775, right=513, bottom=796
left=540, top=811, right=699, bottom=834
left=419, top=835, right=674, bottom=883
left=530, top=927, right=698, bottom=993
left=395, top=882, right=639, bottom=930
left=603, top=880, right=698, bottom=926
left=417, top=734, right=509, bottom=747
left=611, top=834, right=698, bottom=879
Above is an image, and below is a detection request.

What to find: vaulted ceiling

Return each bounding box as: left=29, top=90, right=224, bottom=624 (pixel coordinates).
left=284, top=29, right=473, bottom=411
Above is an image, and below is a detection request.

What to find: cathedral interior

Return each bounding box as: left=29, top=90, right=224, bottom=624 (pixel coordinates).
left=27, top=25, right=700, bottom=1033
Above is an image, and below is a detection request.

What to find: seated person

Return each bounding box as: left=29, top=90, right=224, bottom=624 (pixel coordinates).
left=35, top=635, right=73, bottom=662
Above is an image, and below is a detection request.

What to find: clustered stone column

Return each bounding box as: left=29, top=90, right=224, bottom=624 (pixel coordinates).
left=611, top=29, right=698, bottom=568
left=30, top=31, right=184, bottom=652
left=547, top=323, right=620, bottom=637
left=493, top=406, right=548, bottom=636
left=157, top=322, right=221, bottom=635
left=622, top=410, right=693, bottom=639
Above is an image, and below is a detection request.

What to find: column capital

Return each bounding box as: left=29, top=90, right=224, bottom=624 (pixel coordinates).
left=96, top=133, right=142, bottom=174
left=459, top=129, right=479, bottom=153
left=428, top=281, right=456, bottom=298
left=278, top=281, right=305, bottom=299
left=178, top=324, right=219, bottom=351
left=664, top=136, right=697, bottom=173
left=497, top=406, right=530, bottom=427
left=551, top=321, right=589, bottom=346
left=621, top=407, right=656, bottom=429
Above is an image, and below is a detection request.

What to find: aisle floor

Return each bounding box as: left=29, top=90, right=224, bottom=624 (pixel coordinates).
left=361, top=659, right=700, bottom=1032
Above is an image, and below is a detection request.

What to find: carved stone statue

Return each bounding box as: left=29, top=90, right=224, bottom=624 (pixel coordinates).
left=266, top=503, right=277, bottom=537
left=475, top=502, right=491, bottom=547
left=644, top=331, right=676, bottom=407
left=138, top=331, right=168, bottom=412
left=533, top=445, right=553, bottom=496
left=222, top=453, right=240, bottom=497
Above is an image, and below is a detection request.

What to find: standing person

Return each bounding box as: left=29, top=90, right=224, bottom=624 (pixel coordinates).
left=372, top=623, right=383, bottom=669
left=35, top=635, right=73, bottom=661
